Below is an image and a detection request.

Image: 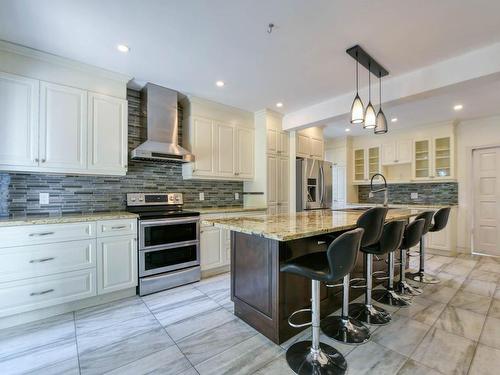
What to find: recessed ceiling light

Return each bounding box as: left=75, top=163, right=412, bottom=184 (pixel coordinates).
left=345, top=128, right=351, bottom=132
left=276, top=102, right=283, bottom=108
left=215, top=80, right=225, bottom=87
left=454, top=104, right=463, bottom=111
left=117, top=44, right=130, bottom=53
left=391, top=117, right=398, bottom=122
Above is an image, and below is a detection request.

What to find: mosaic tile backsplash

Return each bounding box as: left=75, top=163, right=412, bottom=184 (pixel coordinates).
left=357, top=182, right=458, bottom=205
left=0, top=89, right=243, bottom=216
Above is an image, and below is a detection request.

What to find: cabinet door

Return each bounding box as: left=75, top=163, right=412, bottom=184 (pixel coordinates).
left=310, top=137, right=324, bottom=159
left=87, top=93, right=127, bottom=174
left=353, top=148, right=366, bottom=181
left=267, top=204, right=279, bottom=215
left=267, top=128, right=278, bottom=154
left=433, top=137, right=452, bottom=179
left=192, top=117, right=215, bottom=175
left=39, top=82, right=87, bottom=170
left=278, top=203, right=289, bottom=214
left=278, top=157, right=289, bottom=206
left=200, top=226, right=224, bottom=271
left=414, top=139, right=431, bottom=179
left=97, top=235, right=137, bottom=294
left=368, top=146, right=381, bottom=179
left=297, top=134, right=311, bottom=157
left=333, top=165, right=346, bottom=203
left=216, top=123, right=235, bottom=177
left=278, top=131, right=289, bottom=156
left=236, top=127, right=254, bottom=179
left=267, top=155, right=278, bottom=206
left=396, top=139, right=412, bottom=164
left=381, top=142, right=396, bottom=165
left=0, top=72, right=39, bottom=167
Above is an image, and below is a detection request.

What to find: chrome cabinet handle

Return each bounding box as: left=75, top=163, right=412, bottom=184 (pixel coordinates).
left=30, top=289, right=54, bottom=296
left=29, top=231, right=54, bottom=237
left=111, top=225, right=127, bottom=230
left=317, top=241, right=326, bottom=245
left=29, top=257, right=55, bottom=263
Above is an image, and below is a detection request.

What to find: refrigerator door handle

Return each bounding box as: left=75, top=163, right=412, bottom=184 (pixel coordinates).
left=319, top=164, right=325, bottom=205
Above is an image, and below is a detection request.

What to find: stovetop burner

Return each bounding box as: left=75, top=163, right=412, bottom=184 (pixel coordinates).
left=126, top=193, right=199, bottom=220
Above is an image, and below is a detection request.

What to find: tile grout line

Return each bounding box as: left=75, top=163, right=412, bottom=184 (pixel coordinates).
left=73, top=311, right=83, bottom=375
left=139, top=296, right=201, bottom=375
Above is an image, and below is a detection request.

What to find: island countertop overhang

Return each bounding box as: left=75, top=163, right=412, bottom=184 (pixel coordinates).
left=202, top=208, right=427, bottom=241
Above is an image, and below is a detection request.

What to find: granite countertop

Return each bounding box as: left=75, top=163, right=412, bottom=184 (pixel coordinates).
left=332, top=202, right=457, bottom=209
left=0, top=211, right=138, bottom=227
left=189, top=206, right=268, bottom=215
left=203, top=208, right=424, bottom=241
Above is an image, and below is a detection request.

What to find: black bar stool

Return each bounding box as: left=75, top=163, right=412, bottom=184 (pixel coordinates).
left=368, top=220, right=411, bottom=307
left=280, top=228, right=364, bottom=374
left=321, top=207, right=387, bottom=342
left=397, top=219, right=425, bottom=296
left=348, top=207, right=392, bottom=325
left=408, top=210, right=439, bottom=284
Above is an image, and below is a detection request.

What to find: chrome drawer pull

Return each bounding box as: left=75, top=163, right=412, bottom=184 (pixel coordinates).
left=29, top=257, right=55, bottom=263
left=29, top=231, right=55, bottom=237
left=30, top=289, right=54, bottom=296
left=111, top=225, right=127, bottom=230
left=317, top=241, right=326, bottom=245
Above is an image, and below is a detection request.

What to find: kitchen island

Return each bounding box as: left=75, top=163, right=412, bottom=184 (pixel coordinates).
left=203, top=208, right=424, bottom=344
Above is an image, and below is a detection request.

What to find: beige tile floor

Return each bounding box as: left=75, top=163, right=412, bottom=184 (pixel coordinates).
left=0, top=251, right=499, bottom=374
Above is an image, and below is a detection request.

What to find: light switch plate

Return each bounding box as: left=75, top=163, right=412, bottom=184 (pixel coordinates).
left=235, top=193, right=240, bottom=200
left=411, top=192, right=418, bottom=200
left=199, top=192, right=205, bottom=201
left=39, top=192, right=49, bottom=205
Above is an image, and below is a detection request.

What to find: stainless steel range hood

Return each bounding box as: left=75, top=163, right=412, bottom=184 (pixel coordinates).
left=131, top=83, right=194, bottom=163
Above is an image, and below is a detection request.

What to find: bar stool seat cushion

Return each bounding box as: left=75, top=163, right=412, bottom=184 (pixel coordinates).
left=360, top=220, right=406, bottom=256
left=280, top=252, right=330, bottom=282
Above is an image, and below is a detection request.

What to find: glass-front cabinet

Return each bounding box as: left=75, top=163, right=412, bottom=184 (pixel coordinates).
left=368, top=146, right=381, bottom=180
left=413, top=136, right=453, bottom=180
left=354, top=148, right=366, bottom=182
left=353, top=146, right=381, bottom=182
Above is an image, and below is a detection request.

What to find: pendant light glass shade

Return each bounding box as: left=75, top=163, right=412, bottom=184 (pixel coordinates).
left=350, top=94, right=364, bottom=124
left=375, top=109, right=388, bottom=134
left=350, top=53, right=364, bottom=124
left=364, top=103, right=376, bottom=129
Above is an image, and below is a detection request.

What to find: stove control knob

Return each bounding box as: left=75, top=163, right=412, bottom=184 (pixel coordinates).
left=175, top=196, right=180, bottom=202
left=139, top=197, right=144, bottom=201
left=131, top=197, right=136, bottom=202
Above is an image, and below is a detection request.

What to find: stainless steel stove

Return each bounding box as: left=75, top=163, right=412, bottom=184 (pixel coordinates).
left=127, top=192, right=200, bottom=296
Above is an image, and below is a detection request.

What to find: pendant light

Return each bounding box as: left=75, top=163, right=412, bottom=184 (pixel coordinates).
left=350, top=52, right=364, bottom=124
left=374, top=73, right=388, bottom=134
left=363, top=63, right=376, bottom=129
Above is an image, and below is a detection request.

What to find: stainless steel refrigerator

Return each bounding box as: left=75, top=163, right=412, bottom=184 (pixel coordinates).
left=296, top=158, right=333, bottom=211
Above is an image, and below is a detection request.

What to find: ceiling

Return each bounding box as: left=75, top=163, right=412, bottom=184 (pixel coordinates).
left=323, top=75, right=500, bottom=138
left=1, top=0, right=500, bottom=114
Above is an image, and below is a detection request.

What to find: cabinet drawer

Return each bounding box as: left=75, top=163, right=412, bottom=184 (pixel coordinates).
left=0, top=222, right=96, bottom=248
left=97, top=219, right=136, bottom=237
left=0, top=240, right=96, bottom=283
left=0, top=269, right=96, bottom=317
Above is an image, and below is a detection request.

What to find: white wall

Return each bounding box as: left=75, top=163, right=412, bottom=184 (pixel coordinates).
left=455, top=115, right=500, bottom=252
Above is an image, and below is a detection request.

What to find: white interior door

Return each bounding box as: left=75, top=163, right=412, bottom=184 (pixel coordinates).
left=473, top=147, right=500, bottom=256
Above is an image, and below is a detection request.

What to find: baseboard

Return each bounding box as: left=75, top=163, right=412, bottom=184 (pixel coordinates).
left=0, top=288, right=136, bottom=330
left=201, top=265, right=230, bottom=279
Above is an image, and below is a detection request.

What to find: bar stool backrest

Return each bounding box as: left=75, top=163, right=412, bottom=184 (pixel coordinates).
left=327, top=228, right=364, bottom=281
left=379, top=220, right=406, bottom=255
left=430, top=207, right=451, bottom=232
left=401, top=218, right=425, bottom=249
left=356, top=207, right=389, bottom=247
left=414, top=210, right=435, bottom=236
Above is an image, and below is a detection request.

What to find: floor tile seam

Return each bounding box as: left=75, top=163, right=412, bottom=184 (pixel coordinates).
left=0, top=335, right=77, bottom=364
left=73, top=311, right=82, bottom=375
left=193, top=332, right=281, bottom=374
left=168, top=311, right=239, bottom=343
left=139, top=295, right=200, bottom=373
left=75, top=311, right=154, bottom=339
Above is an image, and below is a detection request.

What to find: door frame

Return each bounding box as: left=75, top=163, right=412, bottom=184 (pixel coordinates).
left=470, top=143, right=500, bottom=256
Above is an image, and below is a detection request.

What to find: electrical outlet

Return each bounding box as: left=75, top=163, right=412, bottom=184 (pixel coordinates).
left=39, top=192, right=49, bottom=205
left=411, top=192, right=418, bottom=200
left=199, top=192, right=205, bottom=201
left=235, top=192, right=240, bottom=200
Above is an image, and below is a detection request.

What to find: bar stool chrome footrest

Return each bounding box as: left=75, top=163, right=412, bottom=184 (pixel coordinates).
left=286, top=341, right=347, bottom=375
left=408, top=271, right=440, bottom=284
left=372, top=288, right=411, bottom=307
left=320, top=316, right=371, bottom=345
left=288, top=308, right=313, bottom=328
left=348, top=277, right=367, bottom=289
left=396, top=280, right=423, bottom=296
left=372, top=270, right=390, bottom=281
left=348, top=303, right=392, bottom=325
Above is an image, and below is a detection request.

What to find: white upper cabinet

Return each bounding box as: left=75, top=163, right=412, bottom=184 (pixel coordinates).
left=310, top=137, right=324, bottom=159
left=267, top=155, right=278, bottom=206
left=87, top=92, right=127, bottom=174
left=216, top=122, right=235, bottom=177
left=297, top=134, right=311, bottom=158
left=278, top=131, right=289, bottom=156
left=0, top=72, right=39, bottom=167
left=192, top=117, right=216, bottom=176
left=297, top=132, right=324, bottom=160
left=236, top=126, right=254, bottom=179
left=381, top=139, right=412, bottom=165
left=413, top=136, right=454, bottom=180
left=267, top=128, right=278, bottom=154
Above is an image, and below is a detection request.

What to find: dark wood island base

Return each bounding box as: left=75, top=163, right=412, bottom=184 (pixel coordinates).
left=230, top=231, right=396, bottom=344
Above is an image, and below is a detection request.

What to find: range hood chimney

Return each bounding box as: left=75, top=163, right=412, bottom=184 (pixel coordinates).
left=131, top=83, right=194, bottom=163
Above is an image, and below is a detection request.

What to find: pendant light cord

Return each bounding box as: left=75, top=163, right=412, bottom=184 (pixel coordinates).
left=379, top=73, right=382, bottom=110
left=368, top=62, right=371, bottom=102
left=355, top=52, right=359, bottom=93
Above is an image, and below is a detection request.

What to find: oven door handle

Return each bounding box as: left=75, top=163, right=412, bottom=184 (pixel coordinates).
left=139, top=217, right=200, bottom=227
left=139, top=239, right=200, bottom=252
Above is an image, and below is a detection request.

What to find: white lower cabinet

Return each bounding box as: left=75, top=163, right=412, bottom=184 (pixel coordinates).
left=0, top=269, right=96, bottom=317
left=0, top=218, right=137, bottom=317
left=97, top=235, right=137, bottom=295
left=200, top=226, right=228, bottom=271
